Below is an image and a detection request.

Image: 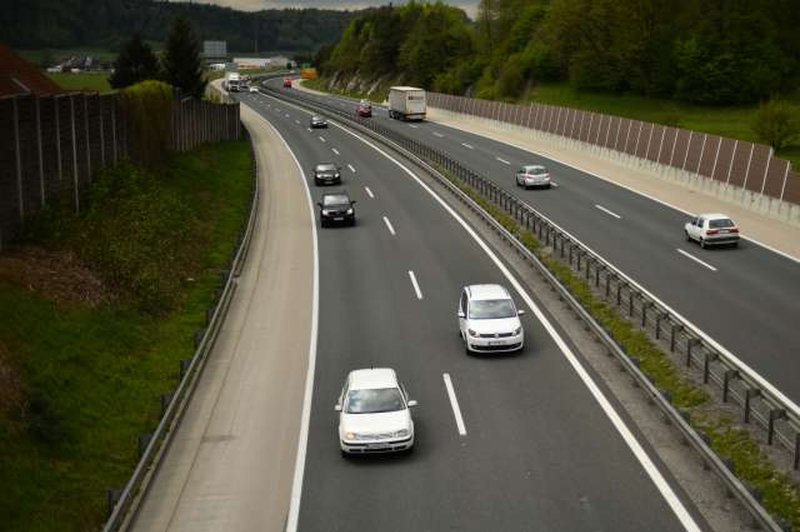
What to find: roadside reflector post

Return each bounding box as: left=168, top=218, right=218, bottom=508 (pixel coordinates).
left=767, top=409, right=786, bottom=445
left=703, top=352, right=718, bottom=384
left=744, top=388, right=761, bottom=423
left=670, top=324, right=683, bottom=352
left=686, top=338, right=700, bottom=367
left=723, top=370, right=739, bottom=403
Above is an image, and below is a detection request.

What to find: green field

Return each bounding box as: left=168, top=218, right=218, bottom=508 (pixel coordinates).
left=0, top=140, right=252, bottom=531
left=48, top=72, right=113, bottom=93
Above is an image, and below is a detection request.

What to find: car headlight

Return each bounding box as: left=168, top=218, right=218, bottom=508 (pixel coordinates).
left=513, top=327, right=522, bottom=335
left=345, top=432, right=364, bottom=441
left=335, top=173, right=340, bottom=178
left=468, top=328, right=478, bottom=337
left=394, top=429, right=409, bottom=438
left=322, top=209, right=331, bottom=215
left=346, top=208, right=353, bottom=215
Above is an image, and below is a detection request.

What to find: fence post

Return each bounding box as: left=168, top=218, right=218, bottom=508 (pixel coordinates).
left=644, top=123, right=654, bottom=160
left=70, top=94, right=80, bottom=213
left=84, top=94, right=92, bottom=180
left=709, top=137, right=722, bottom=183
left=98, top=95, right=106, bottom=167
left=681, top=131, right=692, bottom=169
left=13, top=97, right=24, bottom=222
left=623, top=120, right=632, bottom=152
left=655, top=127, right=666, bottom=163
left=724, top=140, right=738, bottom=186
left=35, top=95, right=45, bottom=207
left=633, top=122, right=643, bottom=157
left=111, top=98, right=118, bottom=163
left=693, top=134, right=707, bottom=178
left=778, top=162, right=790, bottom=201
left=748, top=148, right=771, bottom=192
left=55, top=96, right=63, bottom=182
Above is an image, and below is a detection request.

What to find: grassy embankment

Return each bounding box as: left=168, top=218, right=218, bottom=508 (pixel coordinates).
left=305, top=77, right=800, bottom=169
left=0, top=140, right=252, bottom=531
left=48, top=72, right=113, bottom=93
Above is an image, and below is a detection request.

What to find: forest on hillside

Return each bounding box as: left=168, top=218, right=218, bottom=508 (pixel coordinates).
left=2, top=0, right=356, bottom=53
left=316, top=0, right=800, bottom=105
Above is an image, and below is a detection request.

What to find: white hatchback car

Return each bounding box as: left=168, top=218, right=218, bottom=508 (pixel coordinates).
left=684, top=213, right=740, bottom=248
left=458, top=284, right=525, bottom=354
left=515, top=164, right=551, bottom=189
left=335, top=368, right=417, bottom=456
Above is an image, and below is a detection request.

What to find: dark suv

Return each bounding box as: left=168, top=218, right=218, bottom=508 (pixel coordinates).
left=310, top=115, right=328, bottom=128
left=313, top=163, right=342, bottom=186
left=318, top=192, right=356, bottom=227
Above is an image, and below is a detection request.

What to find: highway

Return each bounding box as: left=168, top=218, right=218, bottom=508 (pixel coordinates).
left=232, top=91, right=705, bottom=531
left=265, top=79, right=800, bottom=407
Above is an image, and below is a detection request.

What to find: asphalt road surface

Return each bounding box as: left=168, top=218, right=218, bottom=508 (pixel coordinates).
left=267, top=79, right=800, bottom=409
left=235, top=91, right=706, bottom=532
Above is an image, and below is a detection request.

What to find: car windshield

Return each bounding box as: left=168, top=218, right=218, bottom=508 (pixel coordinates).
left=709, top=218, right=735, bottom=228
left=316, top=164, right=336, bottom=172
left=345, top=388, right=404, bottom=414
left=323, top=195, right=350, bottom=206
left=527, top=167, right=547, bottom=175
left=469, top=299, right=516, bottom=319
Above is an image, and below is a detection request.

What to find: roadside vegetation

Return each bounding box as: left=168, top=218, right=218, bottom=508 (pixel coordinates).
left=437, top=168, right=800, bottom=529
left=48, top=72, right=113, bottom=93
left=0, top=140, right=252, bottom=531
left=313, top=0, right=800, bottom=166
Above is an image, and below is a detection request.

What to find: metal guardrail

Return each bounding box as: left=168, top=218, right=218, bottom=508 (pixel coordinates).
left=102, top=130, right=260, bottom=531
left=264, top=85, right=794, bottom=530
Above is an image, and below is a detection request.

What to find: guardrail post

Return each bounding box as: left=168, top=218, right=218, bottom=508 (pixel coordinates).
left=576, top=249, right=581, bottom=270
left=655, top=313, right=668, bottom=339
left=628, top=291, right=635, bottom=317
left=670, top=324, right=683, bottom=352
left=569, top=242, right=574, bottom=265
left=768, top=409, right=786, bottom=445
left=640, top=301, right=651, bottom=327
left=744, top=388, right=761, bottom=423
left=616, top=283, right=623, bottom=306
left=106, top=488, right=122, bottom=517
left=605, top=272, right=611, bottom=297
left=723, top=370, right=739, bottom=402
left=703, top=352, right=718, bottom=383
left=686, top=338, right=700, bottom=367
left=585, top=256, right=591, bottom=280
left=595, top=264, right=601, bottom=287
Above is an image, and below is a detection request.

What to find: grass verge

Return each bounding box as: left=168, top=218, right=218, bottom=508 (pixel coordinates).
left=302, top=78, right=389, bottom=105
left=0, top=139, right=252, bottom=531
left=436, top=166, right=800, bottom=529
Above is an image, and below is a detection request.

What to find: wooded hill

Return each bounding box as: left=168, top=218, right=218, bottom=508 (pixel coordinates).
left=316, top=0, right=800, bottom=105
left=3, top=0, right=356, bottom=54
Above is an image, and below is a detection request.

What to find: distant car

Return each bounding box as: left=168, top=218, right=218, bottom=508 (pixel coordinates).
left=249, top=85, right=259, bottom=93
left=458, top=284, right=525, bottom=355
left=313, top=163, right=341, bottom=186
left=684, top=213, right=740, bottom=248
left=357, top=100, right=372, bottom=117
left=283, top=78, right=293, bottom=88
left=515, top=165, right=551, bottom=189
left=317, top=192, right=356, bottom=227
left=335, top=368, right=417, bottom=456
left=310, top=115, right=328, bottom=128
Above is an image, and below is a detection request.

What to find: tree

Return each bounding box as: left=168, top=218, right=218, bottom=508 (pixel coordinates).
left=109, top=34, right=159, bottom=90
left=752, top=100, right=800, bottom=151
left=161, top=16, right=206, bottom=98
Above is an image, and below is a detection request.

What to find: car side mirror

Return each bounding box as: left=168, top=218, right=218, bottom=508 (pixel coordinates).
left=407, top=400, right=418, bottom=407
left=317, top=202, right=323, bottom=207
left=517, top=309, right=526, bottom=316
left=334, top=403, right=342, bottom=412
left=457, top=310, right=465, bottom=318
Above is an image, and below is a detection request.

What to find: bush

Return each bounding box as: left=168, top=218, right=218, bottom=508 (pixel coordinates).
left=118, top=80, right=175, bottom=166
left=751, top=100, right=800, bottom=151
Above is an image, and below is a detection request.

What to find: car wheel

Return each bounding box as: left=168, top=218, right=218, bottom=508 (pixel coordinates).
left=732, top=241, right=739, bottom=248
left=464, top=340, right=472, bottom=356
left=349, top=218, right=356, bottom=227
left=700, top=238, right=706, bottom=249
left=685, top=230, right=691, bottom=242
left=314, top=178, right=321, bottom=186
left=321, top=219, right=328, bottom=228
left=340, top=449, right=349, bottom=458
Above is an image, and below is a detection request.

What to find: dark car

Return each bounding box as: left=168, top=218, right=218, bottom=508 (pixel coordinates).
left=283, top=78, right=293, bottom=88
left=357, top=100, right=372, bottom=118
left=313, top=163, right=342, bottom=186
left=318, top=192, right=356, bottom=227
left=310, top=115, right=328, bottom=128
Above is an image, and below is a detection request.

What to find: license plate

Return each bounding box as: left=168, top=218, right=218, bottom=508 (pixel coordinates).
left=488, top=340, right=504, bottom=346
left=334, top=217, right=344, bottom=221
left=368, top=443, right=389, bottom=450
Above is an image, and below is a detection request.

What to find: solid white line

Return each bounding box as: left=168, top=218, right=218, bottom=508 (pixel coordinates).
left=461, top=142, right=474, bottom=150
left=408, top=270, right=423, bottom=300
left=595, top=204, right=622, bottom=219
left=442, top=373, right=467, bottom=436
left=329, top=122, right=701, bottom=532
left=318, top=136, right=326, bottom=143
left=433, top=131, right=445, bottom=138
left=408, top=124, right=418, bottom=129
left=364, top=186, right=374, bottom=199
left=677, top=248, right=718, bottom=272
left=496, top=156, right=511, bottom=165
left=382, top=216, right=396, bottom=236
left=285, top=114, right=290, bottom=118
left=245, top=109, right=318, bottom=532
left=347, top=164, right=356, bottom=174
left=331, top=148, right=340, bottom=155
left=294, top=119, right=300, bottom=125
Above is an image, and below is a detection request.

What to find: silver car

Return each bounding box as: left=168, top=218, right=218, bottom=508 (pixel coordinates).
left=515, top=165, right=551, bottom=189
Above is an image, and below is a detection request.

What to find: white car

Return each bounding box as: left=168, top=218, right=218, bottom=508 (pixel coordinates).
left=458, top=284, right=525, bottom=354
left=515, top=164, right=551, bottom=189
left=249, top=85, right=258, bottom=93
left=335, top=368, right=417, bottom=456
left=684, top=213, right=740, bottom=248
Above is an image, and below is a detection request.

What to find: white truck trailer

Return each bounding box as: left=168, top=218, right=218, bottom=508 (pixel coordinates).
left=224, top=71, right=241, bottom=92
left=388, top=86, right=426, bottom=121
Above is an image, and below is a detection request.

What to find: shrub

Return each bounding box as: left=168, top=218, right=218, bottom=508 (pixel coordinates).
left=751, top=100, right=800, bottom=151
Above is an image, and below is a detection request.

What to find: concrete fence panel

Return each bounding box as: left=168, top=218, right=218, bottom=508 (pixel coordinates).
left=782, top=171, right=800, bottom=203
left=711, top=138, right=736, bottom=183
left=731, top=142, right=755, bottom=191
